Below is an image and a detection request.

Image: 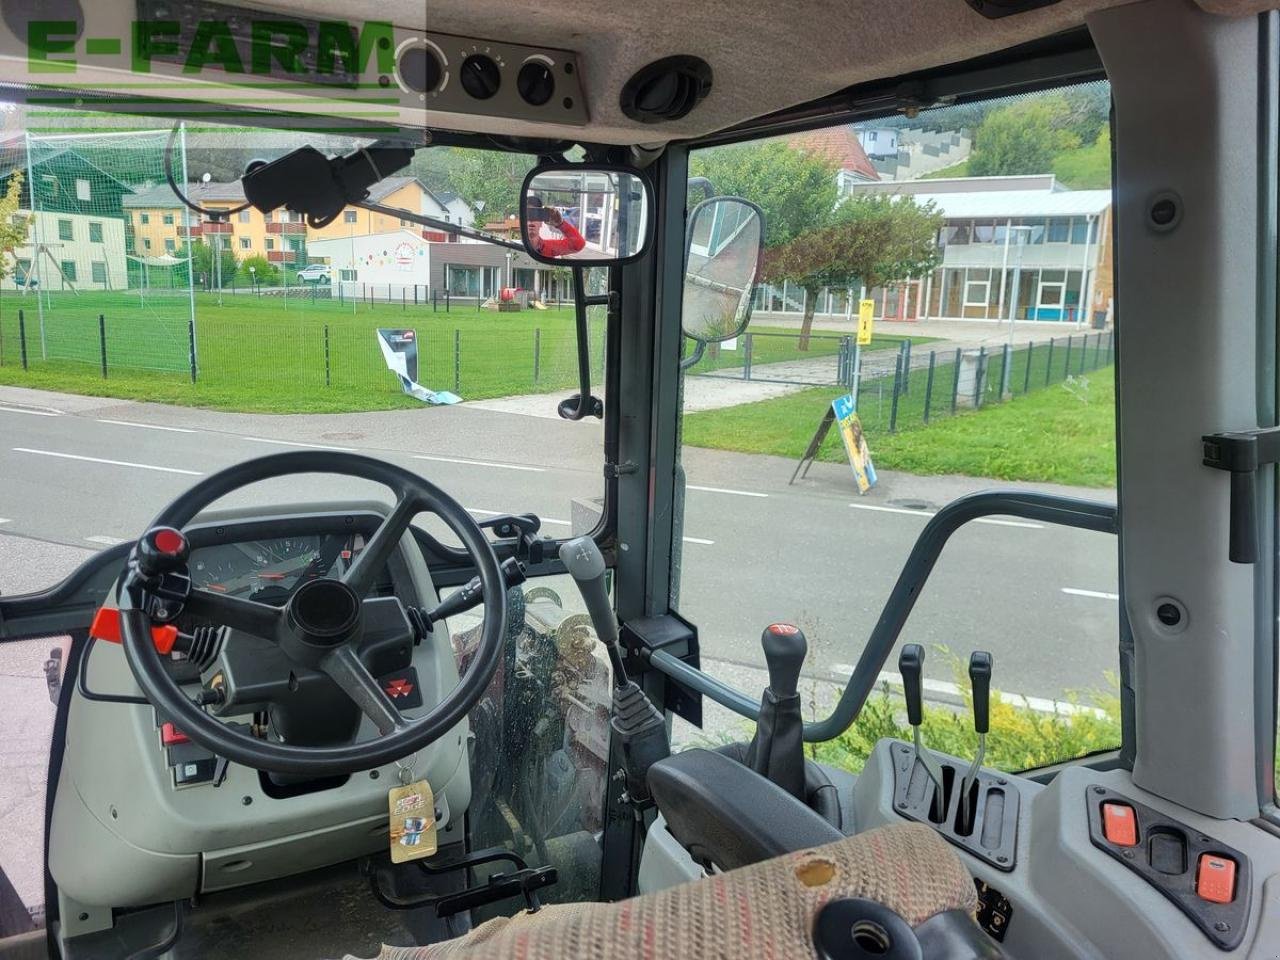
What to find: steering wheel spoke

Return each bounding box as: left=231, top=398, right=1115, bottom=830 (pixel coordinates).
left=344, top=494, right=421, bottom=597
left=185, top=587, right=284, bottom=640
left=320, top=644, right=406, bottom=736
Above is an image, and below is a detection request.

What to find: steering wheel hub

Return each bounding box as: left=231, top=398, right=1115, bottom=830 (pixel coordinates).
left=287, top=577, right=361, bottom=648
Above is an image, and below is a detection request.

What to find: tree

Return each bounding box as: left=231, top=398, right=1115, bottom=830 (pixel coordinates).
left=239, top=254, right=278, bottom=285
left=180, top=239, right=238, bottom=289
left=764, top=194, right=943, bottom=347
left=967, top=97, right=1081, bottom=177
left=0, top=172, right=29, bottom=281
left=690, top=141, right=837, bottom=247
left=411, top=147, right=537, bottom=222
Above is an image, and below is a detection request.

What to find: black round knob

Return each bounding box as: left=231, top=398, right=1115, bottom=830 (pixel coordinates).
left=398, top=45, right=443, bottom=94
left=517, top=61, right=555, bottom=106
left=761, top=623, right=807, bottom=698
left=136, top=526, right=189, bottom=577
left=460, top=54, right=501, bottom=100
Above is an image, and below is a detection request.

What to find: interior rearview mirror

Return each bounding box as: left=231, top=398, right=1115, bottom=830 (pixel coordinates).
left=520, top=164, right=654, bottom=266
left=681, top=196, right=765, bottom=344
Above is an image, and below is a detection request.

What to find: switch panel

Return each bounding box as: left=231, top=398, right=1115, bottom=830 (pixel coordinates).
left=1085, top=785, right=1250, bottom=950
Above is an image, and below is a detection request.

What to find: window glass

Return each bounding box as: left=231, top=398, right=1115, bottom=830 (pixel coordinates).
left=88, top=221, right=103, bottom=243
left=57, top=219, right=73, bottom=241
left=59, top=261, right=76, bottom=282
left=677, top=81, right=1119, bottom=774
left=90, top=261, right=107, bottom=284
left=163, top=213, right=174, bottom=225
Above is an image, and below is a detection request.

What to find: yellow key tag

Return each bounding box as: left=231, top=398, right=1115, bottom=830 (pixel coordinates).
left=388, top=779, right=437, bottom=863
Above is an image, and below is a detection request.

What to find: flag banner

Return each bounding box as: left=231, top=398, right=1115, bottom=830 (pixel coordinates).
left=376, top=329, right=461, bottom=405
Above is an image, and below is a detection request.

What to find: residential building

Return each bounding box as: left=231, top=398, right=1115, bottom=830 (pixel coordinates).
left=0, top=138, right=130, bottom=289
left=866, top=127, right=973, bottom=181
left=432, top=190, right=475, bottom=228
left=856, top=127, right=899, bottom=159
left=787, top=127, right=880, bottom=195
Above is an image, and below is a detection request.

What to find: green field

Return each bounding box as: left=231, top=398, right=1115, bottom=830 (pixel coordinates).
left=683, top=355, right=1116, bottom=487
left=0, top=290, right=924, bottom=414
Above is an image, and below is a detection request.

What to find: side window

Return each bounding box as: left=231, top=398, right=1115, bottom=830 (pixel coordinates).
left=675, top=81, right=1121, bottom=773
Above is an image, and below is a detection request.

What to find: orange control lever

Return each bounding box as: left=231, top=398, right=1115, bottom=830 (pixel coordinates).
left=90, top=607, right=180, bottom=655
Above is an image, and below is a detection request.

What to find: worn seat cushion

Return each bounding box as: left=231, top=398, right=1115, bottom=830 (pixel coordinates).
left=343, top=823, right=976, bottom=960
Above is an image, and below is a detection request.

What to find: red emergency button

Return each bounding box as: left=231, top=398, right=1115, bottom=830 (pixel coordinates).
left=160, top=722, right=190, bottom=746
left=1101, top=802, right=1138, bottom=846
left=153, top=528, right=186, bottom=556
left=1196, top=854, right=1236, bottom=904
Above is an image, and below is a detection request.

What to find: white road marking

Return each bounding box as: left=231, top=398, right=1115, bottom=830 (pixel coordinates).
left=12, top=448, right=204, bottom=476
left=0, top=518, right=11, bottom=525
left=1062, top=587, right=1120, bottom=601
left=85, top=535, right=126, bottom=546
left=688, top=484, right=769, bottom=499
left=0, top=405, right=60, bottom=417
left=849, top=502, right=1041, bottom=528
left=466, top=507, right=571, bottom=527
left=242, top=436, right=356, bottom=452
left=830, top=664, right=1105, bottom=717
left=415, top=454, right=545, bottom=473
left=682, top=536, right=715, bottom=545
left=98, top=419, right=197, bottom=434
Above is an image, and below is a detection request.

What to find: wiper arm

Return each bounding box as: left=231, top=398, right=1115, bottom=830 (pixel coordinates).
left=353, top=199, right=527, bottom=253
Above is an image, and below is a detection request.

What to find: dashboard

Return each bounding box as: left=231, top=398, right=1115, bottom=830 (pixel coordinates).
left=188, top=533, right=367, bottom=606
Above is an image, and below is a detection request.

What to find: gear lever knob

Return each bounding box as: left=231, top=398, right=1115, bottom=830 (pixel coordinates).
left=761, top=623, right=806, bottom=698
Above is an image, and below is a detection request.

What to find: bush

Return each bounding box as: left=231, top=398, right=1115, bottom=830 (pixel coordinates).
left=240, top=255, right=278, bottom=285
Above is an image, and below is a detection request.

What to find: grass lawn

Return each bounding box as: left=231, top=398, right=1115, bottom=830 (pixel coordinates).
left=0, top=289, right=936, bottom=414
left=683, top=364, right=1116, bottom=487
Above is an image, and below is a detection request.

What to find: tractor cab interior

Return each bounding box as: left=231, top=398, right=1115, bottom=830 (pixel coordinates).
left=1, top=0, right=1279, bottom=957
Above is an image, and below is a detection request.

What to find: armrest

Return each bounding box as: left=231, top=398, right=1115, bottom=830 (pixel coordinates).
left=647, top=748, right=843, bottom=871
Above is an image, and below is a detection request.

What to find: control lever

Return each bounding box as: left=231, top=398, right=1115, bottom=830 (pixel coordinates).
left=899, top=644, right=944, bottom=798
left=748, top=623, right=808, bottom=800
left=959, top=651, right=992, bottom=831
left=410, top=557, right=525, bottom=639
left=559, top=537, right=669, bottom=805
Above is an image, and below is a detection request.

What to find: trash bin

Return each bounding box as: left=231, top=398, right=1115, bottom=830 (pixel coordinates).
left=1091, top=310, right=1107, bottom=330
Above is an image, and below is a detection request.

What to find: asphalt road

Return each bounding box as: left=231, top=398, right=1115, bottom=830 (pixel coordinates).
left=0, top=388, right=1120, bottom=706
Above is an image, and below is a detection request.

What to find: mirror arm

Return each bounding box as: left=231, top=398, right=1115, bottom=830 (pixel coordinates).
left=351, top=201, right=527, bottom=253
left=557, top=266, right=605, bottom=421
left=679, top=338, right=707, bottom=371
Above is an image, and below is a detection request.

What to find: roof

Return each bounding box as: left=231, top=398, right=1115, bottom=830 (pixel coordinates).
left=858, top=174, right=1063, bottom=196
left=123, top=175, right=428, bottom=210
left=787, top=127, right=879, bottom=181
left=854, top=187, right=1112, bottom=220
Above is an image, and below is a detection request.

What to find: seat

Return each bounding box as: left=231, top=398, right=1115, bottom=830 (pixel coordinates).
left=340, top=823, right=987, bottom=959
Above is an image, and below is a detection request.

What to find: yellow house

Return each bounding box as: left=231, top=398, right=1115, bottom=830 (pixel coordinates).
left=121, top=177, right=439, bottom=269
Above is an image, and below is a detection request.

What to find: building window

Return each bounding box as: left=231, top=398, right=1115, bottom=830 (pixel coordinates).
left=162, top=213, right=174, bottom=225
left=263, top=211, right=272, bottom=223
left=91, top=261, right=107, bottom=284
left=143, top=238, right=152, bottom=250
left=164, top=238, right=175, bottom=252
left=1047, top=218, right=1071, bottom=243
left=60, top=260, right=76, bottom=282
left=972, top=219, right=996, bottom=244
left=57, top=219, right=73, bottom=241
left=1023, top=219, right=1047, bottom=244
left=239, top=238, right=251, bottom=250
left=88, top=221, right=103, bottom=243
left=344, top=210, right=358, bottom=223
left=266, top=238, right=275, bottom=251
left=944, top=221, right=971, bottom=245
left=239, top=210, right=251, bottom=223
left=964, top=275, right=992, bottom=308
left=140, top=213, right=150, bottom=225
left=340, top=269, right=356, bottom=282
left=75, top=178, right=91, bottom=201
left=1071, top=218, right=1092, bottom=244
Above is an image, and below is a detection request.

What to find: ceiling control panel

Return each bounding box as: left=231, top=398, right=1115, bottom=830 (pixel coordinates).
left=413, top=32, right=588, bottom=127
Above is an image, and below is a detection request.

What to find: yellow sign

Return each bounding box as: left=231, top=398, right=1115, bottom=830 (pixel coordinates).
left=857, top=299, right=875, bottom=346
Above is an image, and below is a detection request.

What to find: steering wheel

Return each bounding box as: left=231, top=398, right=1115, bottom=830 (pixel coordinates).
left=118, top=451, right=507, bottom=776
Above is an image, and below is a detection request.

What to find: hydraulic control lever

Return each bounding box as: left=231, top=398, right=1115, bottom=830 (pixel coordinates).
left=559, top=536, right=669, bottom=805
left=899, top=644, right=945, bottom=797
left=958, top=650, right=992, bottom=830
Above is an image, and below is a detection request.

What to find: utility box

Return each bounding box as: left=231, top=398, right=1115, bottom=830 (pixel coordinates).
left=954, top=350, right=987, bottom=408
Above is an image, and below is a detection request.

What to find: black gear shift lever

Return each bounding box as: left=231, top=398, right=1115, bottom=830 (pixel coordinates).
left=746, top=623, right=808, bottom=801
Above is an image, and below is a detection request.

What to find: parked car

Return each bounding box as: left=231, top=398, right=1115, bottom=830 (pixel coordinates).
left=296, top=264, right=331, bottom=284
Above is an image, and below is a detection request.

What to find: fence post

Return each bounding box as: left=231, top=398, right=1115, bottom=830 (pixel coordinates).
left=324, top=324, right=331, bottom=387
left=744, top=332, right=754, bottom=381
left=1023, top=340, right=1034, bottom=394
left=19, top=308, right=28, bottom=370
left=973, top=346, right=985, bottom=408
left=445, top=290, right=450, bottom=313
left=402, top=288, right=406, bottom=310
left=902, top=338, right=912, bottom=394
left=414, top=285, right=419, bottom=306
left=98, top=314, right=107, bottom=379
left=533, top=328, right=541, bottom=384
left=1079, top=334, right=1088, bottom=375
left=454, top=329, right=461, bottom=393
left=1000, top=342, right=1012, bottom=399
left=950, top=347, right=962, bottom=414
left=188, top=316, right=197, bottom=383
left=923, top=351, right=936, bottom=424
left=1064, top=335, right=1073, bottom=380
left=889, top=354, right=903, bottom=433
left=1045, top=337, right=1055, bottom=387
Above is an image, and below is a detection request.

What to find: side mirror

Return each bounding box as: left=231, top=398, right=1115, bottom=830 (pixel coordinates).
left=681, top=196, right=765, bottom=345
left=520, top=164, right=654, bottom=266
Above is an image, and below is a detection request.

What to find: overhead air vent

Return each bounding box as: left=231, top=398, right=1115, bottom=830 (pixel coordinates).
left=620, top=56, right=712, bottom=124
left=964, top=0, right=1062, bottom=19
